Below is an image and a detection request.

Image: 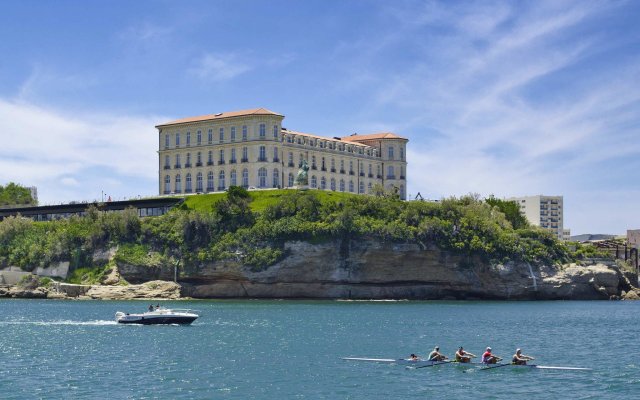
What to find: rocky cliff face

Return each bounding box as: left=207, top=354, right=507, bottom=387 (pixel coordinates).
left=150, top=238, right=635, bottom=300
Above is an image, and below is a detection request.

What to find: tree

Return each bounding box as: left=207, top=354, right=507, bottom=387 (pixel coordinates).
left=0, top=182, right=35, bottom=207
left=485, top=196, right=529, bottom=230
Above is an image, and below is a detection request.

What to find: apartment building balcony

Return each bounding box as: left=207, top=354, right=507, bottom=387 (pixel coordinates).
left=163, top=165, right=171, bottom=170
left=218, top=160, right=225, bottom=165
left=195, top=162, right=202, bottom=167
left=174, top=164, right=181, bottom=169
left=241, top=158, right=249, bottom=163
left=207, top=161, right=214, bottom=166
left=185, top=163, right=192, bottom=168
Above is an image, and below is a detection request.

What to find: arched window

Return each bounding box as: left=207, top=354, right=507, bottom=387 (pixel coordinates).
left=230, top=169, right=237, bottom=186
left=185, top=173, right=192, bottom=193
left=164, top=175, right=170, bottom=194
left=359, top=181, right=364, bottom=194
left=330, top=178, right=336, bottom=191
left=258, top=167, right=267, bottom=187
left=196, top=172, right=203, bottom=192
left=273, top=168, right=279, bottom=188
left=288, top=173, right=294, bottom=187
left=348, top=180, right=354, bottom=193
left=218, top=170, right=225, bottom=190
left=207, top=171, right=214, bottom=191
left=311, top=175, right=317, bottom=188
left=175, top=174, right=182, bottom=193
left=242, top=169, right=249, bottom=188
left=340, top=179, right=345, bottom=192
left=320, top=177, right=326, bottom=190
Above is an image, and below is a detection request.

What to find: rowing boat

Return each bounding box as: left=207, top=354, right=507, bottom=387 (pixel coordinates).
left=342, top=357, right=591, bottom=371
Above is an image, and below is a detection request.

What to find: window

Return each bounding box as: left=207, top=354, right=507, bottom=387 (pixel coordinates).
left=219, top=128, right=224, bottom=143
left=330, top=178, right=336, bottom=191
left=400, top=147, right=404, bottom=160
left=273, top=125, right=278, bottom=138
left=299, top=153, right=304, bottom=167
left=311, top=175, right=317, bottom=188
left=165, top=134, right=170, bottom=149
left=186, top=132, right=191, bottom=147
left=388, top=146, right=394, bottom=160
left=230, top=170, right=237, bottom=186
left=218, top=170, right=225, bottom=190
left=175, top=154, right=181, bottom=168
left=242, top=147, right=248, bottom=162
left=231, top=148, right=236, bottom=163
left=208, top=151, right=213, bottom=165
left=349, top=180, right=354, bottom=192
left=322, top=157, right=326, bottom=170
left=164, top=155, right=170, bottom=168
left=400, top=166, right=404, bottom=178
left=359, top=181, right=364, bottom=194
left=164, top=175, right=170, bottom=193
left=258, top=167, right=267, bottom=187
left=273, top=168, right=279, bottom=188
left=273, top=147, right=278, bottom=161
left=312, top=156, right=316, bottom=168
left=208, top=129, right=213, bottom=144
left=400, top=185, right=405, bottom=200
left=176, top=133, right=180, bottom=147
left=207, top=171, right=214, bottom=191
left=288, top=173, right=294, bottom=187
left=387, top=166, right=395, bottom=178
left=175, top=174, right=182, bottom=193
left=186, top=153, right=191, bottom=167
left=197, top=130, right=202, bottom=145
left=197, top=152, right=202, bottom=165
left=242, top=169, right=249, bottom=188
left=320, top=177, right=326, bottom=190
left=259, top=146, right=266, bottom=161
left=349, top=161, right=353, bottom=173
left=288, top=152, right=293, bottom=166
left=185, top=173, right=192, bottom=193
left=242, top=125, right=247, bottom=141
left=368, top=182, right=372, bottom=193
left=340, top=179, right=345, bottom=192
left=369, top=164, right=372, bottom=175
left=331, top=158, right=335, bottom=171
left=196, top=172, right=203, bottom=192
left=259, top=123, right=266, bottom=138
left=231, top=127, right=236, bottom=142
left=219, top=149, right=225, bottom=163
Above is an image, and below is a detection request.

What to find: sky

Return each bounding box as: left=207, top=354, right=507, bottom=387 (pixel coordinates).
left=0, top=0, right=638, bottom=235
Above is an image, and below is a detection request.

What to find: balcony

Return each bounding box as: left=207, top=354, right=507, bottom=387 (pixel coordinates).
left=258, top=157, right=268, bottom=162
left=217, top=186, right=225, bottom=191
left=196, top=162, right=202, bottom=167
left=207, top=161, right=214, bottom=166
left=196, top=188, right=203, bottom=193
left=185, top=163, right=192, bottom=168
left=164, top=165, right=171, bottom=170
left=185, top=188, right=192, bottom=193
left=331, top=168, right=336, bottom=173
left=359, top=172, right=364, bottom=177
left=377, top=174, right=382, bottom=179
left=321, top=167, right=327, bottom=171
left=230, top=159, right=237, bottom=164
left=174, top=164, right=181, bottom=169
left=206, top=186, right=214, bottom=192
left=163, top=190, right=171, bottom=194
left=218, top=160, right=225, bottom=165
left=340, top=169, right=345, bottom=174
left=174, top=189, right=182, bottom=194
left=288, top=162, right=295, bottom=167
left=368, top=173, right=373, bottom=178
left=387, top=175, right=396, bottom=179
left=273, top=158, right=280, bottom=163
left=241, top=158, right=249, bottom=163
left=349, top=171, right=354, bottom=176
left=311, top=165, right=317, bottom=170
left=400, top=175, right=405, bottom=180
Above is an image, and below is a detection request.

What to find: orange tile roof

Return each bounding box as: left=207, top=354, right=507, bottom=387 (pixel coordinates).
left=282, top=129, right=370, bottom=147
left=156, top=108, right=283, bottom=127
left=341, top=132, right=407, bottom=141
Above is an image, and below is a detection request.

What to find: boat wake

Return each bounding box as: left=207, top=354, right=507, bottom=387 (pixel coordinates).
left=0, top=320, right=118, bottom=326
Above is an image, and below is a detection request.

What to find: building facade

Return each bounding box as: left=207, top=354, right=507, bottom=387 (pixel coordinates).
left=507, top=195, right=568, bottom=240
left=628, top=229, right=640, bottom=249
left=156, top=108, right=408, bottom=199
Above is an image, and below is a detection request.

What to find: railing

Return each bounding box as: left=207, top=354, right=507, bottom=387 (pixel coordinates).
left=273, top=158, right=280, bottom=163
left=218, top=160, right=225, bottom=165
left=258, top=157, right=267, bottom=162
left=241, top=158, right=248, bottom=163
left=230, top=159, right=236, bottom=164
left=164, top=165, right=171, bottom=170
left=174, top=164, right=181, bottom=169
left=185, top=163, right=192, bottom=168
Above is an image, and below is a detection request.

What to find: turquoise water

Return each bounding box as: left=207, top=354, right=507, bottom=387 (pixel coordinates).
left=1, top=299, right=639, bottom=399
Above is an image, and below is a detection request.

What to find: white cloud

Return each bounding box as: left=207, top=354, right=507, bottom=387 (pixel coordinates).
left=0, top=98, right=165, bottom=205
left=189, top=53, right=251, bottom=81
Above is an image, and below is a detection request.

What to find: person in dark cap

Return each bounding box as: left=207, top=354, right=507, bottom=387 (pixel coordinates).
left=455, top=346, right=477, bottom=363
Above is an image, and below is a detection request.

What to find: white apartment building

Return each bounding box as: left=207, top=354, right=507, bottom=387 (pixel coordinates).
left=507, top=195, right=568, bottom=240
left=156, top=108, right=408, bottom=199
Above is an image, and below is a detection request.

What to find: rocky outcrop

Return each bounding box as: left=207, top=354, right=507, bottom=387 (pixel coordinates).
left=82, top=280, right=182, bottom=300
left=0, top=285, right=48, bottom=298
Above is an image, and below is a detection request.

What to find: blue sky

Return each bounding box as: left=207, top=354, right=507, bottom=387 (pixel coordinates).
left=1, top=0, right=638, bottom=235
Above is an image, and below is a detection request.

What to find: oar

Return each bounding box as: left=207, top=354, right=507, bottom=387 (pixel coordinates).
left=415, top=360, right=451, bottom=369
left=480, top=362, right=512, bottom=370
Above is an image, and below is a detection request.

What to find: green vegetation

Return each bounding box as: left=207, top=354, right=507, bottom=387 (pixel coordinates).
left=0, top=182, right=35, bottom=207
left=0, top=187, right=598, bottom=278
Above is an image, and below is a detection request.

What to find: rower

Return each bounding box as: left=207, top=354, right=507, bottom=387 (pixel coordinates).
left=455, top=346, right=476, bottom=363
left=512, top=348, right=535, bottom=365
left=409, top=353, right=419, bottom=361
left=428, top=346, right=447, bottom=362
left=481, top=347, right=501, bottom=364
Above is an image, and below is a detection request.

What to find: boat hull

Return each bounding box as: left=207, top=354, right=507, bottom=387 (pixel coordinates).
left=117, top=315, right=198, bottom=325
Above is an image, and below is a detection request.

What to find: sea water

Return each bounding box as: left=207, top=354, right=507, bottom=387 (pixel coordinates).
left=0, top=299, right=638, bottom=399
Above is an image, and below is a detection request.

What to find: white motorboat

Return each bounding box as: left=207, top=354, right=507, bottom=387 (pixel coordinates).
left=115, top=307, right=198, bottom=325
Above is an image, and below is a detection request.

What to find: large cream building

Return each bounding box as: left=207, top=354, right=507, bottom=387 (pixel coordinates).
left=156, top=108, right=408, bottom=199
left=507, top=195, right=569, bottom=241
